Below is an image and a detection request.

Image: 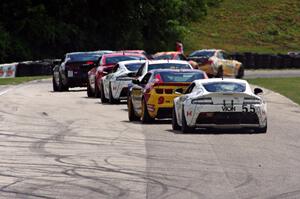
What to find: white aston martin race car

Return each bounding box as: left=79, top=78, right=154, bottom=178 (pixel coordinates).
left=102, top=60, right=146, bottom=103
left=172, top=78, right=267, bottom=133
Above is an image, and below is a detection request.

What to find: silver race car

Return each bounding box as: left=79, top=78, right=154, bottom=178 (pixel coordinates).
left=102, top=60, right=146, bottom=103
left=172, top=78, right=267, bottom=133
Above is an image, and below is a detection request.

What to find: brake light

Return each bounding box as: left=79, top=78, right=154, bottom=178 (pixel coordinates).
left=158, top=96, right=164, bottom=104
left=207, top=59, right=213, bottom=65
left=165, top=89, right=173, bottom=94
left=86, top=61, right=94, bottom=65
left=155, top=89, right=163, bottom=94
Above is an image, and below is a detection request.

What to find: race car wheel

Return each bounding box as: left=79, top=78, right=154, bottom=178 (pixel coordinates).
left=100, top=83, right=108, bottom=103
left=236, top=65, right=244, bottom=79
left=109, top=83, right=120, bottom=104
left=141, top=98, right=154, bottom=124
left=87, top=83, right=94, bottom=98
left=52, top=76, right=58, bottom=92
left=58, top=74, right=64, bottom=92
left=95, top=83, right=101, bottom=98
left=216, top=66, right=224, bottom=78
left=181, top=107, right=194, bottom=133
left=128, top=96, right=140, bottom=121
left=172, top=107, right=180, bottom=130
left=254, top=122, right=267, bottom=133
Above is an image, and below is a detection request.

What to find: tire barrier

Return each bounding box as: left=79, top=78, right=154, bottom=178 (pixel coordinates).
left=15, top=59, right=59, bottom=77
left=230, top=52, right=300, bottom=69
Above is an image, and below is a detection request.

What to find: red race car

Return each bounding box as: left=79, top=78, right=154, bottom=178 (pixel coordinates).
left=87, top=52, right=147, bottom=97
left=153, top=51, right=187, bottom=60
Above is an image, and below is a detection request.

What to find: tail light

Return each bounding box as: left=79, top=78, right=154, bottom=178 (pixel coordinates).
left=86, top=61, right=94, bottom=65
left=165, top=89, right=173, bottom=94
left=158, top=96, right=165, bottom=104
left=155, top=89, right=163, bottom=94
left=192, top=97, right=213, bottom=104
left=207, top=59, right=213, bottom=65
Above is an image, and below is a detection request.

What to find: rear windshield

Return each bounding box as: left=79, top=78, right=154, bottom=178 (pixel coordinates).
left=153, top=54, right=174, bottom=60
left=124, top=63, right=144, bottom=71
left=189, top=51, right=215, bottom=57
left=156, top=71, right=205, bottom=83
left=148, top=63, right=191, bottom=71
left=106, top=56, right=145, bottom=65
left=67, top=53, right=101, bottom=62
left=203, top=82, right=246, bottom=92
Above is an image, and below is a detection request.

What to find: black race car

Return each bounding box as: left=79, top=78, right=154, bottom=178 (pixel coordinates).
left=52, top=51, right=112, bottom=91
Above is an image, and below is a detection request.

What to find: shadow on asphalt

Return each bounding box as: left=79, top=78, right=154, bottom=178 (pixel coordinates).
left=166, top=128, right=257, bottom=135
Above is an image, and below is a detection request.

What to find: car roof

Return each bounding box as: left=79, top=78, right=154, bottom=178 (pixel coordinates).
left=102, top=52, right=146, bottom=58
left=194, top=78, right=248, bottom=85
left=147, top=60, right=189, bottom=65
left=66, top=50, right=113, bottom=55
left=118, top=60, right=147, bottom=65
left=154, top=51, right=182, bottom=56
left=149, top=69, right=203, bottom=73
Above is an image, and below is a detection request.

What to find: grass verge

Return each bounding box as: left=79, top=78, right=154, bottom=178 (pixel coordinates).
left=185, top=0, right=300, bottom=54
left=247, top=77, right=300, bottom=105
left=0, top=76, right=51, bottom=85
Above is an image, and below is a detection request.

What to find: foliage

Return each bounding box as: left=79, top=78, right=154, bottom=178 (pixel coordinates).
left=0, top=0, right=218, bottom=63
left=0, top=76, right=50, bottom=85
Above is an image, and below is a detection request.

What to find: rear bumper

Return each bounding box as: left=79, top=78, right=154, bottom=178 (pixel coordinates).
left=67, top=76, right=88, bottom=87
left=195, top=112, right=260, bottom=128
left=186, top=104, right=267, bottom=128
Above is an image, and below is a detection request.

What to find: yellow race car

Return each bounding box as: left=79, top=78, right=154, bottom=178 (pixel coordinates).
left=127, top=69, right=208, bottom=123
left=187, top=49, right=244, bottom=78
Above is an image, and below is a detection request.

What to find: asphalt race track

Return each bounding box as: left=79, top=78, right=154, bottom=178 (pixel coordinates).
left=0, top=79, right=300, bottom=199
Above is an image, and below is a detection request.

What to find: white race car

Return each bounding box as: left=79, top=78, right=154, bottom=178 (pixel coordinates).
left=102, top=60, right=146, bottom=103
left=172, top=78, right=267, bottom=133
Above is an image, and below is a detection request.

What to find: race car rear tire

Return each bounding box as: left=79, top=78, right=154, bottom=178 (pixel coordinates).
left=181, top=107, right=194, bottom=133
left=141, top=98, right=154, bottom=124
left=236, top=65, right=244, bottom=79
left=95, top=83, right=101, bottom=98
left=172, top=107, right=180, bottom=130
left=128, top=96, right=140, bottom=121
left=100, top=83, right=108, bottom=103
left=109, top=83, right=120, bottom=104
left=216, top=66, right=224, bottom=78
left=254, top=123, right=267, bottom=133
left=87, top=83, right=94, bottom=98
left=52, top=76, right=59, bottom=92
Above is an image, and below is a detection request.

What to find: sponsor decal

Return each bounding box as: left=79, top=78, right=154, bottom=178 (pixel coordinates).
left=222, top=100, right=236, bottom=112
left=187, top=111, right=192, bottom=117
left=0, top=63, right=17, bottom=78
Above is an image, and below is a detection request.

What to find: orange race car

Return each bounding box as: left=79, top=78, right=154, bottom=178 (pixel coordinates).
left=187, top=49, right=244, bottom=78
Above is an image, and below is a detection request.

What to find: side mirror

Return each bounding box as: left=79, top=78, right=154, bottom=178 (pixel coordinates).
left=132, top=79, right=140, bottom=85
left=127, top=72, right=136, bottom=77
left=175, top=88, right=183, bottom=94
left=254, top=88, right=263, bottom=95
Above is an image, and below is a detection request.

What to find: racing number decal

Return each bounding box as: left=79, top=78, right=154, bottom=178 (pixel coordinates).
left=242, top=105, right=255, bottom=113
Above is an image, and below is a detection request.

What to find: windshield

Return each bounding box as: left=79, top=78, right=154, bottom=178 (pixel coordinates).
left=106, top=56, right=145, bottom=65
left=148, top=63, right=191, bottom=71
left=124, top=63, right=144, bottom=71
left=189, top=51, right=215, bottom=57
left=154, top=54, right=174, bottom=60
left=67, top=53, right=101, bottom=62
left=157, top=71, right=205, bottom=82
left=203, top=82, right=246, bottom=92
